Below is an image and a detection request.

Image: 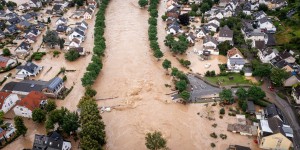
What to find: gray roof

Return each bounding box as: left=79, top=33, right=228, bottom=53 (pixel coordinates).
left=74, top=28, right=85, bottom=36
left=19, top=21, right=31, bottom=28
left=206, top=23, right=218, bottom=29
left=242, top=20, right=254, bottom=33
left=204, top=35, right=218, bottom=45
left=243, top=2, right=251, bottom=11
left=266, top=33, right=276, bottom=46
left=17, top=41, right=31, bottom=51
left=254, top=41, right=265, bottom=50
left=267, top=117, right=293, bottom=139
left=258, top=17, right=270, bottom=24
left=2, top=77, right=62, bottom=93
left=229, top=58, right=245, bottom=65
left=219, top=25, right=233, bottom=38
left=56, top=24, right=68, bottom=32
left=253, top=11, right=266, bottom=19
left=33, top=132, right=68, bottom=150
left=16, top=62, right=39, bottom=74
left=247, top=101, right=255, bottom=114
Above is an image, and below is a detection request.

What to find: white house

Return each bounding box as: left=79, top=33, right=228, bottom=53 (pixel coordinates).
left=68, top=28, right=85, bottom=41
left=55, top=17, right=68, bottom=26
left=0, top=56, right=17, bottom=69
left=257, top=47, right=278, bottom=63
left=227, top=47, right=245, bottom=72
left=29, top=0, right=42, bottom=8
left=208, top=17, right=220, bottom=27
left=253, top=11, right=267, bottom=20
left=69, top=38, right=82, bottom=48
left=203, top=35, right=218, bottom=49
left=218, top=25, right=233, bottom=43
left=76, top=21, right=88, bottom=30
left=18, top=3, right=31, bottom=11
left=16, top=62, right=43, bottom=80
left=167, top=23, right=182, bottom=35
left=206, top=23, right=218, bottom=32
left=196, top=27, right=209, bottom=38
left=243, top=2, right=252, bottom=15
left=13, top=91, right=47, bottom=118
left=33, top=132, right=72, bottom=150
left=258, top=17, right=276, bottom=33
left=83, top=9, right=93, bottom=20
left=0, top=92, right=19, bottom=113
left=186, top=32, right=196, bottom=45
left=15, top=42, right=31, bottom=58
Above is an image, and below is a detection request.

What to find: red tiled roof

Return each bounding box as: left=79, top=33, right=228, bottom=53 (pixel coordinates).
left=0, top=92, right=11, bottom=109
left=227, top=47, right=243, bottom=58
left=18, top=91, right=47, bottom=111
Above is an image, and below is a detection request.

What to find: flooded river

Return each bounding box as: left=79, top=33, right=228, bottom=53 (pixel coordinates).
left=93, top=0, right=258, bottom=150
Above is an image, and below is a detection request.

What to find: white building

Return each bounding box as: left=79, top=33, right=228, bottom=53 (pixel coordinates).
left=292, top=86, right=300, bottom=104
left=13, top=91, right=47, bottom=118
left=218, top=25, right=233, bottom=43
left=227, top=47, right=245, bottom=72
left=257, top=47, right=278, bottom=63
left=0, top=92, right=19, bottom=113
left=16, top=62, right=43, bottom=80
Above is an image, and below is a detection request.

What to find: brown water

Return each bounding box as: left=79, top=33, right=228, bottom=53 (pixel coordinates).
left=93, top=0, right=259, bottom=150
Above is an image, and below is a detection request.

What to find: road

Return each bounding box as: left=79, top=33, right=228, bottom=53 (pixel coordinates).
left=188, top=74, right=222, bottom=102
left=261, top=80, right=300, bottom=149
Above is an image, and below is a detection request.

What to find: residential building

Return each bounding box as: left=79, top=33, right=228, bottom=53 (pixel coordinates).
left=257, top=47, right=277, bottom=63
left=0, top=123, right=16, bottom=145
left=284, top=75, right=300, bottom=87
left=16, top=62, right=43, bottom=80
left=253, top=11, right=267, bottom=20
left=257, top=117, right=293, bottom=150
left=70, top=47, right=85, bottom=55
left=257, top=17, right=276, bottom=33
left=68, top=28, right=85, bottom=41
left=242, top=2, right=252, bottom=15
left=0, top=92, right=19, bottom=113
left=246, top=101, right=255, bottom=114
left=218, top=25, right=233, bottom=44
left=29, top=0, right=42, bottom=8
left=291, top=85, right=300, bottom=104
left=56, top=24, right=71, bottom=33
left=83, top=8, right=93, bottom=20
left=186, top=32, right=196, bottom=45
left=0, top=56, right=17, bottom=69
left=55, top=17, right=68, bottom=26
left=15, top=41, right=31, bottom=58
left=206, top=23, right=218, bottom=32
left=32, top=132, right=71, bottom=150
left=227, top=123, right=257, bottom=136
left=203, top=35, right=218, bottom=54
left=208, top=17, right=220, bottom=27
left=13, top=91, right=47, bottom=118
left=2, top=77, right=64, bottom=98
left=196, top=26, right=209, bottom=38
left=227, top=47, right=245, bottom=72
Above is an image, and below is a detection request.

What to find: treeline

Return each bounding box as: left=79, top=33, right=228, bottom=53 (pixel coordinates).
left=78, top=96, right=106, bottom=149
left=148, top=0, right=164, bottom=59
left=81, top=0, right=110, bottom=87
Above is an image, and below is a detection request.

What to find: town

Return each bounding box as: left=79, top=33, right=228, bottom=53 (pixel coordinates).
left=0, top=0, right=298, bottom=149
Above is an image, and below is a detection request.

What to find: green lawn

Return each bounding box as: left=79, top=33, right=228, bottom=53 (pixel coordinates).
left=205, top=73, right=253, bottom=86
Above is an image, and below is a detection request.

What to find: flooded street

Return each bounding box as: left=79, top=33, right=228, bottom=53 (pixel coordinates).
left=94, top=0, right=258, bottom=150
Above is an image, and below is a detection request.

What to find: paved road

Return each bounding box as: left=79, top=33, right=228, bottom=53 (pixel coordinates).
left=261, top=80, right=300, bottom=150
left=187, top=75, right=221, bottom=102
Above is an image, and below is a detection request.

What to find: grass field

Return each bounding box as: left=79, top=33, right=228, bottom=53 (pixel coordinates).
left=205, top=73, right=253, bottom=86
left=275, top=15, right=300, bottom=45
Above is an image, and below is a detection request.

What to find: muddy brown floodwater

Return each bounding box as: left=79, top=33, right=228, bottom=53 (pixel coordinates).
left=93, top=0, right=259, bottom=150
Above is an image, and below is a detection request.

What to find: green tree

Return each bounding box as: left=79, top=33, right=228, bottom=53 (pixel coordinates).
left=270, top=68, right=289, bottom=86
left=258, top=4, right=268, bottom=12
left=43, top=30, right=59, bottom=48
left=171, top=67, right=179, bottom=77
left=80, top=135, right=100, bottom=150
left=73, top=0, right=84, bottom=6
left=217, top=41, right=233, bottom=55
left=175, top=80, right=187, bottom=92
left=148, top=17, right=157, bottom=26
left=46, top=108, right=68, bottom=131
left=45, top=100, right=57, bottom=113
left=164, top=34, right=174, bottom=47
left=32, top=108, right=47, bottom=123
left=145, top=131, right=167, bottom=150
left=200, top=3, right=210, bottom=13
left=252, top=64, right=272, bottom=78
left=14, top=116, right=27, bottom=136
left=6, top=1, right=17, bottom=7
left=170, top=35, right=189, bottom=54
left=59, top=38, right=65, bottom=50
left=85, top=86, right=97, bottom=97
left=162, top=59, right=171, bottom=71
left=2, top=48, right=11, bottom=56
left=180, top=90, right=190, bottom=102
left=236, top=87, right=247, bottom=100
left=62, top=112, right=80, bottom=135
left=248, top=86, right=266, bottom=100
left=138, top=0, right=148, bottom=8
left=0, top=111, right=4, bottom=125
left=219, top=89, right=234, bottom=104
left=154, top=50, right=163, bottom=59
left=65, top=49, right=80, bottom=61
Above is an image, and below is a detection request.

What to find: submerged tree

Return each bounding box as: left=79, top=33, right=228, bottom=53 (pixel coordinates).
left=145, top=131, right=167, bottom=150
